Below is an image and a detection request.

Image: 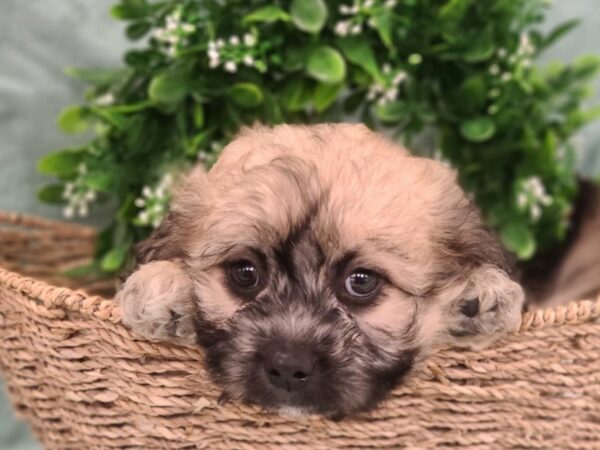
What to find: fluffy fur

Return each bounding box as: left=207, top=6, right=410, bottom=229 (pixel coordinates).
left=117, top=123, right=524, bottom=416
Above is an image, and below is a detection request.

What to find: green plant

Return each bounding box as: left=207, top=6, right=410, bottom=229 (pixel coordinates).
left=38, top=0, right=600, bottom=273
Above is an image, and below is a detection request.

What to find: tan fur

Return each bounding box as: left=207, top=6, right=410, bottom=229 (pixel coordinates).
left=116, top=260, right=197, bottom=345
left=120, top=123, right=523, bottom=355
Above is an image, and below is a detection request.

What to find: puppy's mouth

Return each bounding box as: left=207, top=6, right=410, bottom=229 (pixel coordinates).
left=203, top=330, right=416, bottom=416
left=247, top=343, right=350, bottom=414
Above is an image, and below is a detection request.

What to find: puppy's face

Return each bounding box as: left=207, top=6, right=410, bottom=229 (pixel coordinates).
left=133, top=124, right=523, bottom=416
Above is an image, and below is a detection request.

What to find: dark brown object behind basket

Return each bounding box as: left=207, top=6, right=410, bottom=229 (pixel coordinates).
left=0, top=211, right=599, bottom=449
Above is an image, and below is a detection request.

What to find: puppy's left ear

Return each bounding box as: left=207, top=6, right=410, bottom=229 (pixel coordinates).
left=447, top=264, right=524, bottom=349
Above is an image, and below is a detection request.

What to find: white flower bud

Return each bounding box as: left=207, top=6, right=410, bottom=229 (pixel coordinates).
left=78, top=204, right=89, bottom=218
left=243, top=33, right=257, bottom=47
left=229, top=35, right=240, bottom=45
left=181, top=23, right=195, bottom=34
left=224, top=61, right=237, bottom=73
left=517, top=193, right=528, bottom=209
left=487, top=104, right=498, bottom=115
left=243, top=55, right=255, bottom=66
left=392, top=71, right=407, bottom=85
left=134, top=198, right=146, bottom=208
left=142, top=186, right=152, bottom=198
left=489, top=64, right=500, bottom=75
left=63, top=182, right=74, bottom=199
left=63, top=206, right=75, bottom=219
left=95, top=93, right=114, bottom=106
left=350, top=24, right=362, bottom=35
left=385, top=87, right=398, bottom=100
left=334, top=21, right=350, bottom=36
left=488, top=88, right=501, bottom=98
left=376, top=97, right=388, bottom=106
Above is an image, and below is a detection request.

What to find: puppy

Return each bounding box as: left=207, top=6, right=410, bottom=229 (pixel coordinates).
left=117, top=123, right=524, bottom=417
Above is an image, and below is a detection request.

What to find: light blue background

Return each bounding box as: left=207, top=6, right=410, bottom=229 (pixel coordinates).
left=0, top=1, right=599, bottom=448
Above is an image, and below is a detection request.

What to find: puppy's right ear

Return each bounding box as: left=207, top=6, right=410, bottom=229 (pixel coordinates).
left=134, top=211, right=183, bottom=264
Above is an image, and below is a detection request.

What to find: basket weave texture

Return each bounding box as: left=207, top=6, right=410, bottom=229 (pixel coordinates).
left=0, top=211, right=599, bottom=450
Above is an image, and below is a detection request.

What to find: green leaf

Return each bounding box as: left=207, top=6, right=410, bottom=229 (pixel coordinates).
left=456, top=75, right=487, bottom=113
left=64, top=67, right=127, bottom=85
left=37, top=148, right=86, bottom=177
left=110, top=0, right=148, bottom=20
left=571, top=55, right=600, bottom=80
left=463, top=31, right=495, bottom=63
left=313, top=83, right=342, bottom=112
left=193, top=102, right=204, bottom=128
left=439, top=0, right=472, bottom=23
left=189, top=129, right=214, bottom=156
left=148, top=71, right=190, bottom=104
left=375, top=101, right=410, bottom=123
left=83, top=172, right=114, bottom=193
left=283, top=46, right=311, bottom=72
left=100, top=242, right=131, bottom=272
left=57, top=105, right=91, bottom=134
left=540, top=19, right=580, bottom=52
left=372, top=12, right=393, bottom=49
left=95, top=101, right=152, bottom=114
left=500, top=222, right=536, bottom=259
left=306, top=46, right=346, bottom=84
left=229, top=83, right=264, bottom=109
left=126, top=21, right=152, bottom=40
left=243, top=5, right=290, bottom=24
left=290, top=0, right=328, bottom=34
left=37, top=184, right=65, bottom=204
left=460, top=117, right=496, bottom=142
left=336, top=37, right=382, bottom=81
left=280, top=77, right=308, bottom=112
left=89, top=107, right=128, bottom=130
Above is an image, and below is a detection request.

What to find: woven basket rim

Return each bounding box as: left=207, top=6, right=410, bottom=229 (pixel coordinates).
left=0, top=210, right=96, bottom=236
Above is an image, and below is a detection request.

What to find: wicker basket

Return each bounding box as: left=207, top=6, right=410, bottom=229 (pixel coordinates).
left=0, top=211, right=599, bottom=450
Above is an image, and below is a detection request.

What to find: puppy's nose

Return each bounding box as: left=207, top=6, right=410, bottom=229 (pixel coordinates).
left=263, top=344, right=315, bottom=391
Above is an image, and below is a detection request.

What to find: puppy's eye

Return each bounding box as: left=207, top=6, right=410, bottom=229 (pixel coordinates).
left=344, top=269, right=379, bottom=299
left=228, top=260, right=260, bottom=289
